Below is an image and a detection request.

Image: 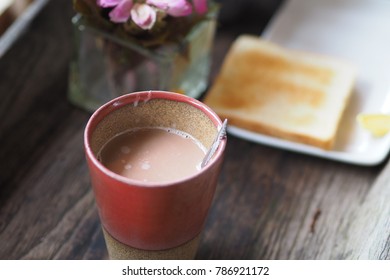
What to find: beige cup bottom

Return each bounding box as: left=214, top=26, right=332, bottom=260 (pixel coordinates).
left=102, top=227, right=200, bottom=260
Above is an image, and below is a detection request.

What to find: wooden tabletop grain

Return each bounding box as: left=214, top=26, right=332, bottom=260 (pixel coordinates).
left=0, top=0, right=389, bottom=260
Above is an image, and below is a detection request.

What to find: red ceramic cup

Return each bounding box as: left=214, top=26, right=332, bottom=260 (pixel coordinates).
left=84, top=91, right=226, bottom=258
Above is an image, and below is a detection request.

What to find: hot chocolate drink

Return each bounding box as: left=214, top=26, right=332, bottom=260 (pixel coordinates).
left=98, top=127, right=206, bottom=183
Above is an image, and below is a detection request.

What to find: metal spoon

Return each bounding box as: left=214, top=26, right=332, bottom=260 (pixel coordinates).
left=201, top=119, right=228, bottom=168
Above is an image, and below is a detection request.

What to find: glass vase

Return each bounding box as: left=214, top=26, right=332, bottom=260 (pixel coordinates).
left=68, top=13, right=217, bottom=112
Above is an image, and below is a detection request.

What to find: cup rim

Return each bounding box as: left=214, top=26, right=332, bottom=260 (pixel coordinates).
left=84, top=90, right=226, bottom=188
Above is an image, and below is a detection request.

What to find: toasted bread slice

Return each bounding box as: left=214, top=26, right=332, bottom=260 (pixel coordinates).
left=204, top=35, right=356, bottom=150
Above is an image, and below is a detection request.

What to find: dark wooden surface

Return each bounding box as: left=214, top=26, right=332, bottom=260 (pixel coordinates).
left=1, top=0, right=389, bottom=260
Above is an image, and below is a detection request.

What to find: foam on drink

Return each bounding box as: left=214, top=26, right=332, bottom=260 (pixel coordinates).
left=98, top=127, right=207, bottom=184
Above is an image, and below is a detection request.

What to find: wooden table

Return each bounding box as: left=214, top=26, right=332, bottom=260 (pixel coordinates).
left=1, top=0, right=389, bottom=260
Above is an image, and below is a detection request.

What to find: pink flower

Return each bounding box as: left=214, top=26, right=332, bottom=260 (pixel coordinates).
left=130, top=3, right=157, bottom=30
left=193, top=0, right=208, bottom=14
left=97, top=0, right=122, bottom=8
left=107, top=0, right=133, bottom=23
left=96, top=0, right=208, bottom=30
left=146, top=0, right=192, bottom=17
left=97, top=0, right=156, bottom=30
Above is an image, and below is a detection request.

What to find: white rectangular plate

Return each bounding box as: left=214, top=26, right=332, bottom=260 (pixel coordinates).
left=228, top=0, right=390, bottom=165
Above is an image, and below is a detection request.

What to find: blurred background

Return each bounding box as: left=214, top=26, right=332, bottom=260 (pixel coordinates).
left=216, top=0, right=283, bottom=34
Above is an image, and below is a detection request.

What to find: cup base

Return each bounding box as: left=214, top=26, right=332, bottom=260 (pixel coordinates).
left=102, top=227, right=200, bottom=260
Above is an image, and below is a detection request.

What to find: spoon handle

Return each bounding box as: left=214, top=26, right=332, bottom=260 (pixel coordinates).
left=201, top=119, right=227, bottom=168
